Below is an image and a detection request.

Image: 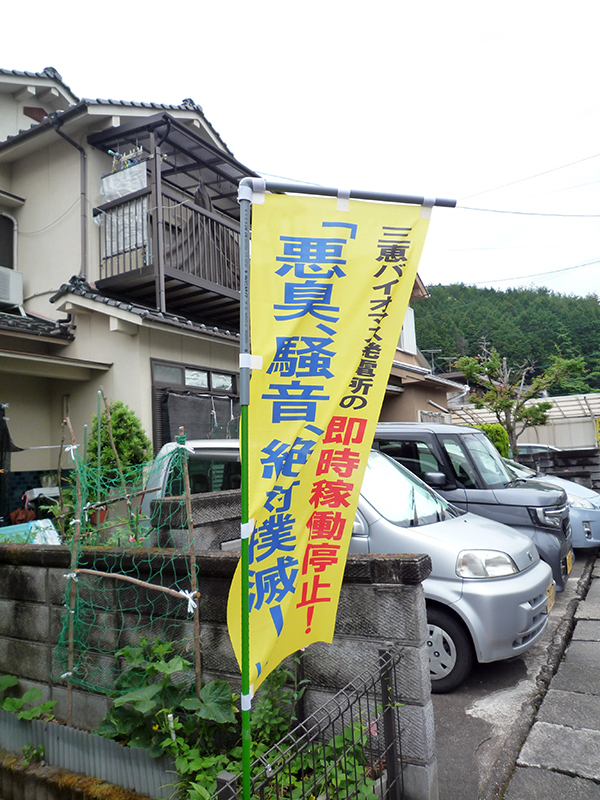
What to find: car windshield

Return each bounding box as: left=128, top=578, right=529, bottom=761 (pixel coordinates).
left=361, top=450, right=461, bottom=526
left=503, top=458, right=537, bottom=479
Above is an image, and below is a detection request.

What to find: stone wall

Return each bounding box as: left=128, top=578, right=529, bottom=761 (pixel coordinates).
left=0, top=544, right=437, bottom=800
left=518, top=447, right=600, bottom=490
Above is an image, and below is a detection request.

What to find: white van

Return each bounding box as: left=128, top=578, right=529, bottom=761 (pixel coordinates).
left=144, top=440, right=553, bottom=692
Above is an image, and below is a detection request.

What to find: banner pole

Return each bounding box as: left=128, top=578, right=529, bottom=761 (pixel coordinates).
left=238, top=179, right=253, bottom=800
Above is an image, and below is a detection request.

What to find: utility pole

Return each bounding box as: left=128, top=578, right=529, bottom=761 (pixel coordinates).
left=422, top=349, right=442, bottom=374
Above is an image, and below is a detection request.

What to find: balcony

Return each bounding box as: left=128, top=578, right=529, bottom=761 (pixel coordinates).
left=95, top=186, right=241, bottom=328
left=89, top=113, right=258, bottom=331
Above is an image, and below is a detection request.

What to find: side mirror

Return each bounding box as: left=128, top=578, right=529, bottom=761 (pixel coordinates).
left=423, top=471, right=449, bottom=489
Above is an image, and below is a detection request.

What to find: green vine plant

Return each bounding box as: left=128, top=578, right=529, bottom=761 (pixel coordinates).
left=96, top=638, right=240, bottom=799
left=0, top=675, right=57, bottom=721
left=96, top=640, right=310, bottom=799
left=95, top=638, right=381, bottom=800
left=281, top=720, right=380, bottom=800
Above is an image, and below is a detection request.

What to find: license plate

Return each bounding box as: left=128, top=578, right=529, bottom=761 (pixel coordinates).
left=566, top=549, right=574, bottom=574
left=546, top=581, right=556, bottom=613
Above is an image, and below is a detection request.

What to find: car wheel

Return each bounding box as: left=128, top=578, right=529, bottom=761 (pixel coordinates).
left=427, top=608, right=475, bottom=693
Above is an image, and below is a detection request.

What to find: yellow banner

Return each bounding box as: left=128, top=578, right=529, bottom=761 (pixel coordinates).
left=228, top=193, right=430, bottom=689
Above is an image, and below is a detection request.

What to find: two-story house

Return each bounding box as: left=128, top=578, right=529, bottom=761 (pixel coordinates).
left=0, top=67, right=458, bottom=515
left=0, top=67, right=258, bottom=499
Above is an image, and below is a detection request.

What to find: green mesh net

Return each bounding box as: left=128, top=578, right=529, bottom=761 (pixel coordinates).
left=52, top=439, right=210, bottom=695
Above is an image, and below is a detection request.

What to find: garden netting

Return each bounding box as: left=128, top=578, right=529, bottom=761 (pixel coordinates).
left=52, top=441, right=209, bottom=695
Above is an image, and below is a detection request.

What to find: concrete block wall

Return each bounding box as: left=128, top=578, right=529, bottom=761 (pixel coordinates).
left=0, top=545, right=437, bottom=800
left=518, top=447, right=600, bottom=489
left=150, top=488, right=242, bottom=550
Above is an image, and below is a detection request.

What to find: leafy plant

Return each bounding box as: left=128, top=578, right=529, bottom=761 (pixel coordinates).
left=96, top=639, right=314, bottom=799
left=96, top=505, right=151, bottom=548
left=96, top=637, right=381, bottom=800
left=261, top=720, right=379, bottom=800
left=0, top=675, right=56, bottom=721
left=98, top=638, right=236, bottom=753
left=21, top=744, right=45, bottom=766
left=251, top=653, right=308, bottom=748
left=86, top=400, right=152, bottom=474
left=474, top=423, right=510, bottom=458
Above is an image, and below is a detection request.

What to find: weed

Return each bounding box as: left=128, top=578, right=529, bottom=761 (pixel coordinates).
left=0, top=675, right=56, bottom=721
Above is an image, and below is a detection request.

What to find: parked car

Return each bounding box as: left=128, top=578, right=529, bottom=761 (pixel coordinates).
left=373, top=422, right=573, bottom=591
left=515, top=443, right=562, bottom=454
left=141, top=439, right=241, bottom=524
left=503, top=457, right=600, bottom=549
left=144, top=439, right=554, bottom=693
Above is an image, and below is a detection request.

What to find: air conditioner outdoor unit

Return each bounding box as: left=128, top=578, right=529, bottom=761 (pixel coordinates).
left=0, top=265, right=23, bottom=307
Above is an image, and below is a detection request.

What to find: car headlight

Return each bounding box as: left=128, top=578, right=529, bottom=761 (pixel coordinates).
left=568, top=494, right=595, bottom=510
left=529, top=506, right=565, bottom=529
left=456, top=550, right=519, bottom=578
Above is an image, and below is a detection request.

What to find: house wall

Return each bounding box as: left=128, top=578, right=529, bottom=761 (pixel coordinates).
left=0, top=162, right=10, bottom=190
left=380, top=381, right=449, bottom=423
left=5, top=318, right=239, bottom=474
left=0, top=95, right=21, bottom=141
left=6, top=134, right=113, bottom=318
left=1, top=115, right=240, bottom=474
left=0, top=374, right=57, bottom=472
left=11, top=140, right=80, bottom=311
left=0, top=545, right=437, bottom=800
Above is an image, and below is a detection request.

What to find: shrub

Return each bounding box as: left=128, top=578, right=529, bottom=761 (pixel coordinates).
left=86, top=401, right=152, bottom=472
left=475, top=423, right=510, bottom=458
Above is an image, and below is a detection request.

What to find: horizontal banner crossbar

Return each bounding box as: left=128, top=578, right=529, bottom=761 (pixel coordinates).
left=239, top=178, right=456, bottom=208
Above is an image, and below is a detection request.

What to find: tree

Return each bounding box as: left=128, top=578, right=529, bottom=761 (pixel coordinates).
left=455, top=347, right=585, bottom=454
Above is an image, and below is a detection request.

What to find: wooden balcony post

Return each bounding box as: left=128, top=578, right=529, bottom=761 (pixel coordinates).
left=152, top=134, right=166, bottom=313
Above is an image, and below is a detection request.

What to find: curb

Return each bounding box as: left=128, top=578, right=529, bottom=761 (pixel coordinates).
left=478, top=548, right=599, bottom=800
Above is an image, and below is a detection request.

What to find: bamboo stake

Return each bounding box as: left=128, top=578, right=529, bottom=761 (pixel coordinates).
left=74, top=568, right=200, bottom=602
left=64, top=417, right=82, bottom=727
left=46, top=486, right=161, bottom=524
left=56, top=424, right=66, bottom=541
left=178, top=426, right=202, bottom=697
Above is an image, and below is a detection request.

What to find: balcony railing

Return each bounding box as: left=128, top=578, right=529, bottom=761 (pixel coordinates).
left=96, top=186, right=241, bottom=292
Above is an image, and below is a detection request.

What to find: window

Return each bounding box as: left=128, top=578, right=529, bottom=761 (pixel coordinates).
left=440, top=437, right=478, bottom=488
left=398, top=307, right=417, bottom=355
left=152, top=360, right=239, bottom=450
left=167, top=453, right=241, bottom=496
left=0, top=216, right=14, bottom=269
left=377, top=438, right=444, bottom=481
left=439, top=434, right=511, bottom=489
left=361, top=450, right=458, bottom=527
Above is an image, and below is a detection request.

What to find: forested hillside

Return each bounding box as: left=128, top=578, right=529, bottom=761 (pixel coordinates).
left=413, top=284, right=600, bottom=394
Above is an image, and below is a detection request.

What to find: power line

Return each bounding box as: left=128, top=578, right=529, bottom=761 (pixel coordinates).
left=471, top=258, right=600, bottom=285
left=458, top=205, right=600, bottom=218
left=460, top=152, right=600, bottom=201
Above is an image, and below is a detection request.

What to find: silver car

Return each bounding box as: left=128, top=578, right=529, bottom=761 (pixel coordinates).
left=144, top=441, right=554, bottom=693
left=352, top=450, right=553, bottom=692
left=504, top=457, right=600, bottom=549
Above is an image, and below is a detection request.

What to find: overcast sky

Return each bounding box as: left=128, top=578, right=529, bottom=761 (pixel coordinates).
left=4, top=1, right=600, bottom=298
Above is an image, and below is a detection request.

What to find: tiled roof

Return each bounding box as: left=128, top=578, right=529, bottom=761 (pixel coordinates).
left=83, top=96, right=204, bottom=114
left=0, top=67, right=233, bottom=156
left=0, top=66, right=78, bottom=97
left=0, top=308, right=74, bottom=340
left=49, top=276, right=240, bottom=342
